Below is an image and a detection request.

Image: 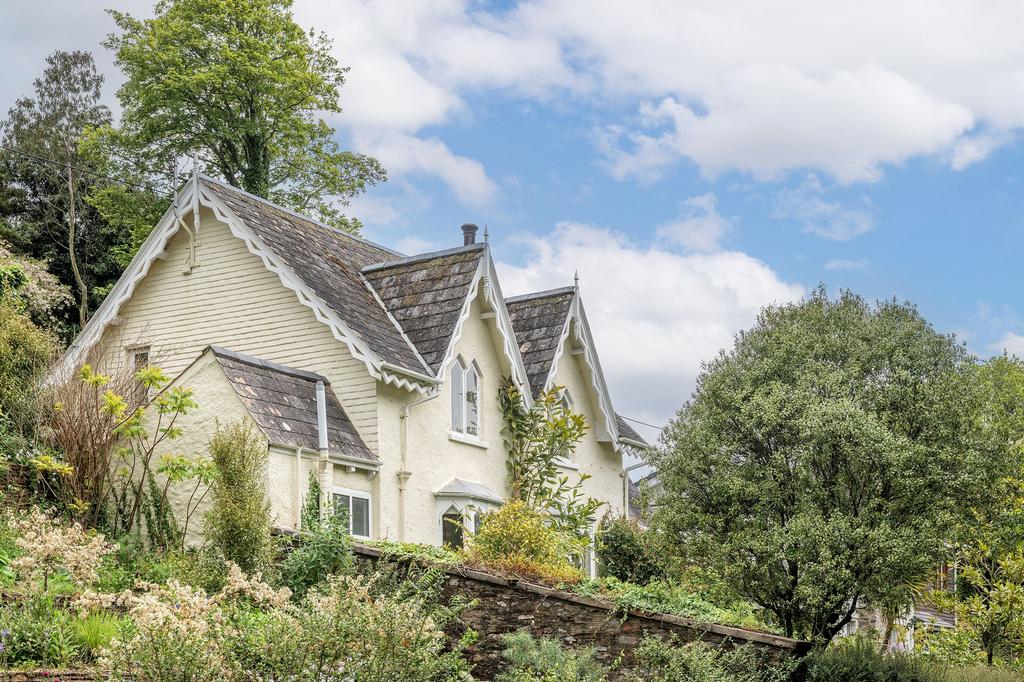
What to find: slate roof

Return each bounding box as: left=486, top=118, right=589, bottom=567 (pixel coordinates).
left=208, top=346, right=377, bottom=464
left=505, top=288, right=576, bottom=397
left=434, top=478, right=504, bottom=504
left=362, top=245, right=486, bottom=372
left=615, top=414, right=649, bottom=446
left=202, top=179, right=428, bottom=375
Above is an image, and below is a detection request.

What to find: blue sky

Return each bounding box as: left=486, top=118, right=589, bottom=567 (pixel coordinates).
left=4, top=1, right=1024, bottom=439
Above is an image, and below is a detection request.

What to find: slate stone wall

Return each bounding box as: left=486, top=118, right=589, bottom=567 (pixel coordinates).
left=354, top=544, right=809, bottom=680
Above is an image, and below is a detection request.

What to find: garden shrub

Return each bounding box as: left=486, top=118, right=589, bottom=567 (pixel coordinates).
left=100, top=561, right=472, bottom=682
left=7, top=507, right=115, bottom=592
left=278, top=514, right=354, bottom=598
left=596, top=516, right=664, bottom=585
left=627, top=636, right=795, bottom=682
left=572, top=577, right=774, bottom=631
left=205, top=420, right=272, bottom=573
left=496, top=629, right=609, bottom=681
left=464, top=500, right=582, bottom=584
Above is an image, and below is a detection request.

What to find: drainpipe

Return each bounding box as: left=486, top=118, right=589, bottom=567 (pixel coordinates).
left=316, top=381, right=330, bottom=522
left=293, top=447, right=303, bottom=529
left=398, top=390, right=440, bottom=542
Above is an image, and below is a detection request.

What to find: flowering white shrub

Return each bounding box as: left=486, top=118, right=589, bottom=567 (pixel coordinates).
left=8, top=508, right=115, bottom=591
left=100, top=567, right=471, bottom=681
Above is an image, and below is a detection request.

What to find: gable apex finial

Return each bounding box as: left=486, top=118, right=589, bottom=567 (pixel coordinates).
left=574, top=269, right=580, bottom=290
left=483, top=224, right=490, bottom=244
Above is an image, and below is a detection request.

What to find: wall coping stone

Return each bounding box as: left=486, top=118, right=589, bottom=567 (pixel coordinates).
left=352, top=543, right=805, bottom=651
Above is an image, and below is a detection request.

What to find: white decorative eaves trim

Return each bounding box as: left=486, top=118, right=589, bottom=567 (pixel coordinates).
left=434, top=251, right=532, bottom=405
left=196, top=185, right=393, bottom=384
left=57, top=183, right=197, bottom=380
left=543, top=292, right=621, bottom=450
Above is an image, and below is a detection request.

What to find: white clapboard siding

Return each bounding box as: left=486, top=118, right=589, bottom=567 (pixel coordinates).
left=99, top=210, right=379, bottom=451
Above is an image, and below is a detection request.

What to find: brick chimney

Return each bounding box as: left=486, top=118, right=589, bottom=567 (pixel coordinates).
left=461, top=223, right=478, bottom=245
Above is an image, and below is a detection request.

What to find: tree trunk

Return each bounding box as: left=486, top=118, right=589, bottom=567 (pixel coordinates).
left=65, top=164, right=89, bottom=327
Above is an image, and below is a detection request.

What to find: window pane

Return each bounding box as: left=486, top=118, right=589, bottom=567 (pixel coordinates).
left=333, top=494, right=351, bottom=529
left=451, top=363, right=464, bottom=433
left=442, top=512, right=464, bottom=548
left=465, top=367, right=479, bottom=436
left=351, top=497, right=370, bottom=537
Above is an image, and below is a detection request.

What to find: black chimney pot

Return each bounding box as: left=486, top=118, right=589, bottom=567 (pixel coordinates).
left=461, top=223, right=479, bottom=245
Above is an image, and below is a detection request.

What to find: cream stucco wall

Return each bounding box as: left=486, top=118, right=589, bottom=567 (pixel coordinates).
left=96, top=209, right=379, bottom=452
left=373, top=289, right=625, bottom=545
left=546, top=322, right=627, bottom=524
left=144, top=350, right=255, bottom=546
left=90, top=206, right=627, bottom=548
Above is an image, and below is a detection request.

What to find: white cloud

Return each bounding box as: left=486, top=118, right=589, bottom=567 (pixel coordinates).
left=356, top=133, right=498, bottom=207
left=774, top=177, right=875, bottom=241
left=496, top=222, right=804, bottom=425
left=824, top=259, right=870, bottom=271
left=655, top=193, right=733, bottom=252
left=9, top=1, right=1024, bottom=203
left=991, top=332, right=1024, bottom=357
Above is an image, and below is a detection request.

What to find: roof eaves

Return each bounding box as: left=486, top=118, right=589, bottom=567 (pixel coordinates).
left=361, top=242, right=486, bottom=274
left=196, top=174, right=402, bottom=257
left=207, top=345, right=330, bottom=385
left=505, top=286, right=577, bottom=304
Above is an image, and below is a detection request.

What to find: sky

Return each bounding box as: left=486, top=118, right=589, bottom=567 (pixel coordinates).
left=4, top=1, right=1024, bottom=443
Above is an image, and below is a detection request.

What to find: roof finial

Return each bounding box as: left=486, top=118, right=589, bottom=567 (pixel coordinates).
left=574, top=269, right=580, bottom=289
left=483, top=224, right=490, bottom=244
left=191, top=151, right=199, bottom=178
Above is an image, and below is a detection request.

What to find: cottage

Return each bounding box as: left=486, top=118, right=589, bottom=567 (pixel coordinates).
left=59, top=174, right=649, bottom=562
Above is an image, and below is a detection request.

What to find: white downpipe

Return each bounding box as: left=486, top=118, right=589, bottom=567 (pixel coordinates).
left=399, top=390, right=441, bottom=542
left=293, top=447, right=303, bottom=529
left=316, top=381, right=330, bottom=521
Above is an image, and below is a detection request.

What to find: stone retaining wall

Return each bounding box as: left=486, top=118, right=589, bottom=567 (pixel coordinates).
left=353, top=544, right=809, bottom=680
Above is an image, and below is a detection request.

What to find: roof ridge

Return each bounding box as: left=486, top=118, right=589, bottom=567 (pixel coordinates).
left=362, top=243, right=486, bottom=273
left=505, top=286, right=576, bottom=304
left=196, top=174, right=403, bottom=258
left=207, top=345, right=329, bottom=385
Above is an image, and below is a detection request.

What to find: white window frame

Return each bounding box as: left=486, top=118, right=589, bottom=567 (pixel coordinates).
left=331, top=486, right=372, bottom=540
left=438, top=501, right=487, bottom=548
left=449, top=356, right=483, bottom=442
left=126, top=344, right=151, bottom=404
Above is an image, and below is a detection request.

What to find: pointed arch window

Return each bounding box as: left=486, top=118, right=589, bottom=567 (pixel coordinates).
left=451, top=357, right=481, bottom=438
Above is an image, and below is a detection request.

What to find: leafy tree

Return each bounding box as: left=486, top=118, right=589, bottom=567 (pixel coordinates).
left=0, top=50, right=112, bottom=329
left=928, top=354, right=1024, bottom=665
left=652, top=288, right=988, bottom=645
left=106, top=0, right=386, bottom=231
left=499, top=378, right=602, bottom=537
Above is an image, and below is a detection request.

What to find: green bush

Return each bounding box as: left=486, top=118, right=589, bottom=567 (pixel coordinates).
left=464, top=500, right=582, bottom=584
left=807, top=636, right=1024, bottom=682
left=220, top=571, right=473, bottom=681
left=572, top=577, right=773, bottom=631
left=496, top=629, right=609, bottom=681
left=0, top=595, right=82, bottom=668
left=626, top=637, right=795, bottom=682
left=596, top=516, right=665, bottom=585
left=97, top=536, right=227, bottom=594
left=205, top=421, right=272, bottom=574
left=278, top=514, right=354, bottom=598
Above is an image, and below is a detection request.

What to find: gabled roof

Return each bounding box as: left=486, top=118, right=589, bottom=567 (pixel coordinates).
left=505, top=286, right=622, bottom=447
left=505, top=287, right=576, bottom=398
left=208, top=346, right=377, bottom=466
left=615, top=414, right=649, bottom=447
left=202, top=181, right=429, bottom=376
left=362, top=245, right=486, bottom=372
left=434, top=478, right=504, bottom=505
